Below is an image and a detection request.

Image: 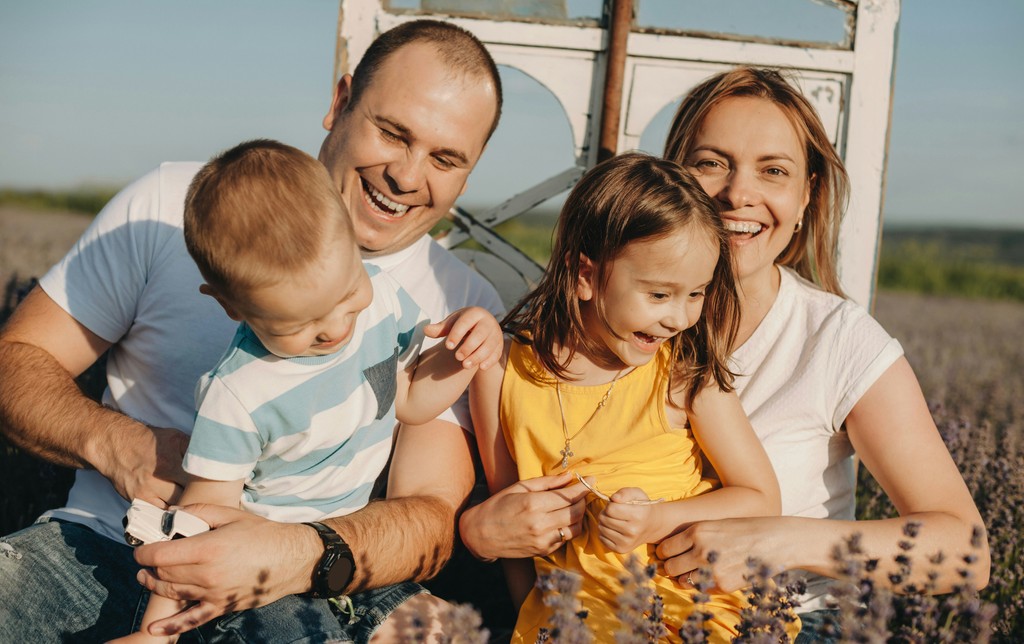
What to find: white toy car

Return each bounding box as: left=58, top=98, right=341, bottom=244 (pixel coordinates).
left=123, top=498, right=210, bottom=546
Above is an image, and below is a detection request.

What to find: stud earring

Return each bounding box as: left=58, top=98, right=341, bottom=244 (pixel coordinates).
left=794, top=219, right=803, bottom=233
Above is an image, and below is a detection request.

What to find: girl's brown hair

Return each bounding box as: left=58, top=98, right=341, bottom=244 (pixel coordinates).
left=664, top=66, right=850, bottom=296
left=503, top=152, right=740, bottom=406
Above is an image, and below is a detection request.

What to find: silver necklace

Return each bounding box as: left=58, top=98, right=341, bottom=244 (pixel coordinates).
left=554, top=369, right=626, bottom=469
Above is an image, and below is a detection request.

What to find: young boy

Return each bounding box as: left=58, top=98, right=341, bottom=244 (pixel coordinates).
left=115, top=139, right=501, bottom=643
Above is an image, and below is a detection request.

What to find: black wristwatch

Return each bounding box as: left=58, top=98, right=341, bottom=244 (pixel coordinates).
left=303, top=521, right=356, bottom=599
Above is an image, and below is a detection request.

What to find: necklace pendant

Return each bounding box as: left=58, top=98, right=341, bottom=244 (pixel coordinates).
left=560, top=443, right=574, bottom=469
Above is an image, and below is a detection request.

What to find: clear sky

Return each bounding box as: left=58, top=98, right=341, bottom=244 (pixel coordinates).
left=1, top=0, right=1021, bottom=228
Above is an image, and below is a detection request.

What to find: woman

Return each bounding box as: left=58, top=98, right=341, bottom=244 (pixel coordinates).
left=459, top=67, right=988, bottom=636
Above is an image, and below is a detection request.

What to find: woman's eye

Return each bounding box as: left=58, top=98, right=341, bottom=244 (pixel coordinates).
left=650, top=292, right=669, bottom=301
left=693, top=158, right=723, bottom=170
left=380, top=128, right=401, bottom=142
left=765, top=166, right=788, bottom=177
left=689, top=291, right=706, bottom=300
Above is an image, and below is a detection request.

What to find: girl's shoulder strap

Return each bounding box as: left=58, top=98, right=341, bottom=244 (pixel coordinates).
left=506, top=338, right=556, bottom=387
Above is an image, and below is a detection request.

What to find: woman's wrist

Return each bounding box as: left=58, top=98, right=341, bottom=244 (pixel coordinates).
left=765, top=516, right=831, bottom=574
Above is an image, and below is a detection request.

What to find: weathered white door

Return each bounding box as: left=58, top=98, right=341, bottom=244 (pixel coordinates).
left=333, top=0, right=900, bottom=309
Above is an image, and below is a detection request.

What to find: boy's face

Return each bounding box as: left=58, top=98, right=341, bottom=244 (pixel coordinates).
left=228, top=237, right=374, bottom=358
left=317, top=41, right=497, bottom=257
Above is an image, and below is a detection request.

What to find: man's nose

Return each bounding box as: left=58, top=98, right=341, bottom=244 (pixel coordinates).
left=385, top=151, right=427, bottom=194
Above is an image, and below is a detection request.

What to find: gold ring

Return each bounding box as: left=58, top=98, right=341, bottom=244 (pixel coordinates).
left=558, top=527, right=567, bottom=542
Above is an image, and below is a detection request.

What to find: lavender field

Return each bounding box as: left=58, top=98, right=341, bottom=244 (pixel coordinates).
left=1, top=205, right=1022, bottom=639
left=866, top=291, right=1024, bottom=639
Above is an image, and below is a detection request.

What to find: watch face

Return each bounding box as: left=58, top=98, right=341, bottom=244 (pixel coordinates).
left=326, top=552, right=355, bottom=593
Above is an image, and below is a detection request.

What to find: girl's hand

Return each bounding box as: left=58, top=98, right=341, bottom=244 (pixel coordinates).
left=597, top=487, right=656, bottom=553
left=424, top=307, right=502, bottom=370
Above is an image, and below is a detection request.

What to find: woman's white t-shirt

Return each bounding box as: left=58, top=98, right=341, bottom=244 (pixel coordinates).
left=730, top=266, right=904, bottom=611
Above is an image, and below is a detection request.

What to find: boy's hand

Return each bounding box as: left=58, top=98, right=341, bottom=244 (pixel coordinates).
left=597, top=487, right=656, bottom=553
left=424, top=307, right=502, bottom=370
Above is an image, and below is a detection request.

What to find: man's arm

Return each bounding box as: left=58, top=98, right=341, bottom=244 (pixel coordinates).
left=135, top=417, right=477, bottom=636
left=339, top=417, right=477, bottom=588
left=0, top=287, right=188, bottom=506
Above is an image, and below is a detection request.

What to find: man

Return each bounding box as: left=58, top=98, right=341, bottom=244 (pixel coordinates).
left=0, top=20, right=503, bottom=642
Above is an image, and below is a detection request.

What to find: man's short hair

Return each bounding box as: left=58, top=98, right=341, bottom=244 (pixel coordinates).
left=184, top=139, right=353, bottom=295
left=348, top=19, right=503, bottom=139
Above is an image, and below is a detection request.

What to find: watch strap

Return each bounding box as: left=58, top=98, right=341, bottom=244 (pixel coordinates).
left=305, top=520, right=343, bottom=547
left=303, top=521, right=355, bottom=599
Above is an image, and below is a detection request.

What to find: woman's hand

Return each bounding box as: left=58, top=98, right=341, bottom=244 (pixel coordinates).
left=459, top=473, right=589, bottom=560
left=656, top=517, right=798, bottom=592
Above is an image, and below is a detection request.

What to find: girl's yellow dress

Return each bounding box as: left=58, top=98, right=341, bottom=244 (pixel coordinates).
left=501, top=341, right=755, bottom=642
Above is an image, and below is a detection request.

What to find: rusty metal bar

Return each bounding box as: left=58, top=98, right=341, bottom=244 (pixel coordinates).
left=597, top=0, right=632, bottom=162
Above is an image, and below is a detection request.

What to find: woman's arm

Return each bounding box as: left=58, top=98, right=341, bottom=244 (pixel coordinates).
left=656, top=358, right=989, bottom=593
left=598, top=386, right=780, bottom=553
left=841, top=357, right=988, bottom=587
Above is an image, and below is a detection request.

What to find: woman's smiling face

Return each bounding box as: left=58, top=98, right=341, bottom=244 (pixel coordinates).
left=684, top=96, right=811, bottom=287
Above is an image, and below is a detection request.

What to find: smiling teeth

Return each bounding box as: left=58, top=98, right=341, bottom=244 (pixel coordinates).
left=366, top=183, right=410, bottom=215
left=724, top=221, right=763, bottom=234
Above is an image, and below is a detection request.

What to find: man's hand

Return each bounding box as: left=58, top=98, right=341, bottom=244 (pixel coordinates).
left=133, top=504, right=318, bottom=636
left=460, top=473, right=589, bottom=560
left=424, top=306, right=502, bottom=370
left=597, top=487, right=656, bottom=553
left=104, top=425, right=190, bottom=509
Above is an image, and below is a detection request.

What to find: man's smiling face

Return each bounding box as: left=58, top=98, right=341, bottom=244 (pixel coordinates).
left=318, top=41, right=498, bottom=257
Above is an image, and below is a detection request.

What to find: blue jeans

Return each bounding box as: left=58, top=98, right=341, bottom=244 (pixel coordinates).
left=795, top=609, right=840, bottom=643
left=0, top=518, right=424, bottom=642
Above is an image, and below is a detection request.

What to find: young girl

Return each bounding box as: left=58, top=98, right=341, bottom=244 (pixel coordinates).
left=470, top=153, right=790, bottom=641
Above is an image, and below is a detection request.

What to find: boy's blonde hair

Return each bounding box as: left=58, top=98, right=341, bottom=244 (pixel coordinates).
left=184, top=139, right=353, bottom=296
left=503, top=152, right=740, bottom=407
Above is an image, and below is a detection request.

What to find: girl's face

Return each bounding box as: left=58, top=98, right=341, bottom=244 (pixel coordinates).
left=578, top=226, right=718, bottom=370
left=684, top=96, right=811, bottom=287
